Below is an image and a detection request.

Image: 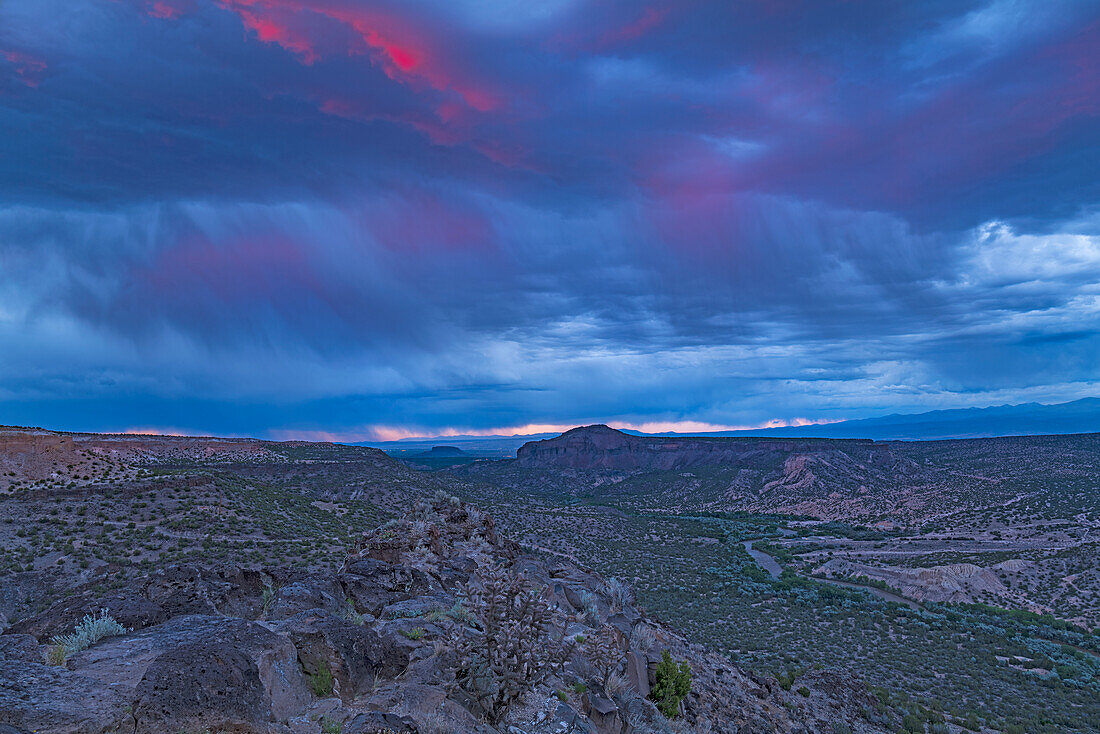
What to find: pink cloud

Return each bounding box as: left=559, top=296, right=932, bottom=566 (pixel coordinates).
left=275, top=417, right=845, bottom=443
left=117, top=426, right=205, bottom=436
left=361, top=187, right=496, bottom=253
left=548, top=4, right=672, bottom=54
left=1, top=49, right=47, bottom=88
left=134, top=232, right=322, bottom=304
left=596, top=7, right=670, bottom=49
left=214, top=0, right=501, bottom=112
left=148, top=1, right=183, bottom=19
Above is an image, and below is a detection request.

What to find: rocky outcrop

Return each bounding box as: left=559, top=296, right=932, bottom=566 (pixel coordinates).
left=815, top=559, right=1010, bottom=604
left=7, top=564, right=266, bottom=639
left=0, top=494, right=892, bottom=734
left=0, top=660, right=132, bottom=734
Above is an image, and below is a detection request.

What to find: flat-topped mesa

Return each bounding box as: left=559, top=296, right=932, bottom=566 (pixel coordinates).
left=516, top=424, right=877, bottom=471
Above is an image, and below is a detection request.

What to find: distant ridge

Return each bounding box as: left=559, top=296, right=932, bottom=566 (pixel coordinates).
left=652, top=397, right=1100, bottom=441
left=360, top=398, right=1100, bottom=454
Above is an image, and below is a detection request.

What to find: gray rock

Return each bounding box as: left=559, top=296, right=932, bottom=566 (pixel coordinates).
left=606, top=612, right=633, bottom=639
left=551, top=702, right=597, bottom=734
left=267, top=577, right=346, bottom=620
left=0, top=635, right=40, bottom=663
left=70, top=614, right=310, bottom=734
left=344, top=711, right=418, bottom=733
left=625, top=650, right=650, bottom=697
left=274, top=610, right=411, bottom=699
left=340, top=558, right=439, bottom=617
left=582, top=694, right=621, bottom=734
left=0, top=661, right=131, bottom=734
left=8, top=565, right=266, bottom=641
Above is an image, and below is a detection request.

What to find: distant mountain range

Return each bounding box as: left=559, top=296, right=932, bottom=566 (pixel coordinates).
left=357, top=397, right=1100, bottom=455
left=683, top=397, right=1100, bottom=441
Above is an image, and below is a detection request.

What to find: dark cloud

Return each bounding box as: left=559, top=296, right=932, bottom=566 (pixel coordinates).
left=0, top=0, right=1097, bottom=436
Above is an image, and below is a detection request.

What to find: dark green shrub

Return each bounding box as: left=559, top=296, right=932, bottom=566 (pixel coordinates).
left=308, top=661, right=334, bottom=696
left=651, top=650, right=691, bottom=718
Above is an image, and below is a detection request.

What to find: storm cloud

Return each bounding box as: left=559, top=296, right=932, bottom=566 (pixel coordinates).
left=1, top=0, right=1097, bottom=437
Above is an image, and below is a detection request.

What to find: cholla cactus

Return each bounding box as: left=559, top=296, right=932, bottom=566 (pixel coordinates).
left=585, top=625, right=624, bottom=689
left=448, top=565, right=575, bottom=724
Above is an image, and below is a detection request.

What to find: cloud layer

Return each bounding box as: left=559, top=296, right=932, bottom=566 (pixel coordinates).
left=0, top=0, right=1098, bottom=437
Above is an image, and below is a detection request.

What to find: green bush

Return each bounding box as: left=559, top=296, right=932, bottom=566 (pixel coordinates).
left=651, top=650, right=691, bottom=718
left=308, top=661, right=334, bottom=697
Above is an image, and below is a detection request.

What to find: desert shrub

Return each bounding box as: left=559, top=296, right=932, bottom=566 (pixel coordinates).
left=50, top=609, right=127, bottom=656
left=308, top=660, right=334, bottom=696
left=651, top=650, right=691, bottom=718
left=45, top=643, right=68, bottom=666
left=580, top=590, right=601, bottom=625
left=631, top=623, right=656, bottom=652
left=608, top=577, right=634, bottom=612
left=606, top=671, right=630, bottom=697
left=448, top=565, right=574, bottom=724
left=261, top=579, right=278, bottom=616
left=341, top=597, right=365, bottom=626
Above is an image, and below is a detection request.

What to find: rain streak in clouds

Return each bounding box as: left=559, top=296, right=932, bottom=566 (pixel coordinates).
left=0, top=0, right=1098, bottom=438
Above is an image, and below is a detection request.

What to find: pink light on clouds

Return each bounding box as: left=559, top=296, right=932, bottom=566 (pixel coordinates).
left=148, top=1, right=183, bottom=19
left=213, top=0, right=501, bottom=112
left=596, top=7, right=670, bottom=49
left=117, top=427, right=204, bottom=436
left=270, top=418, right=844, bottom=443
left=361, top=186, right=496, bottom=253
left=134, top=232, right=322, bottom=305
left=548, top=4, right=672, bottom=54
left=2, top=49, right=47, bottom=88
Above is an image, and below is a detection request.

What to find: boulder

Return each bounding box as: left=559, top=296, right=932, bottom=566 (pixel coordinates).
left=274, top=610, right=410, bottom=699
left=0, top=635, right=40, bottom=663
left=606, top=612, right=633, bottom=639
left=144, top=564, right=265, bottom=620
left=0, top=661, right=131, bottom=734
left=340, top=558, right=440, bottom=617
left=8, top=565, right=266, bottom=641
left=266, top=577, right=347, bottom=620
left=549, top=703, right=597, bottom=734
left=7, top=588, right=161, bottom=640
left=582, top=693, right=622, bottom=734
left=625, top=650, right=650, bottom=697
left=69, top=614, right=310, bottom=733
left=344, top=711, right=419, bottom=733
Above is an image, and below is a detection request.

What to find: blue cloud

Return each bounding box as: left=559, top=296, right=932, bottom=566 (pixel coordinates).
left=0, top=0, right=1097, bottom=436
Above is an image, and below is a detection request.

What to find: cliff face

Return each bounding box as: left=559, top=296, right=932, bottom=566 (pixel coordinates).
left=516, top=424, right=880, bottom=471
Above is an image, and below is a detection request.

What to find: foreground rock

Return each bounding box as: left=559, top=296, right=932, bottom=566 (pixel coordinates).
left=0, top=494, right=893, bottom=733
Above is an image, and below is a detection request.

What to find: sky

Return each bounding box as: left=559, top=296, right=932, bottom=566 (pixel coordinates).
left=0, top=0, right=1098, bottom=440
